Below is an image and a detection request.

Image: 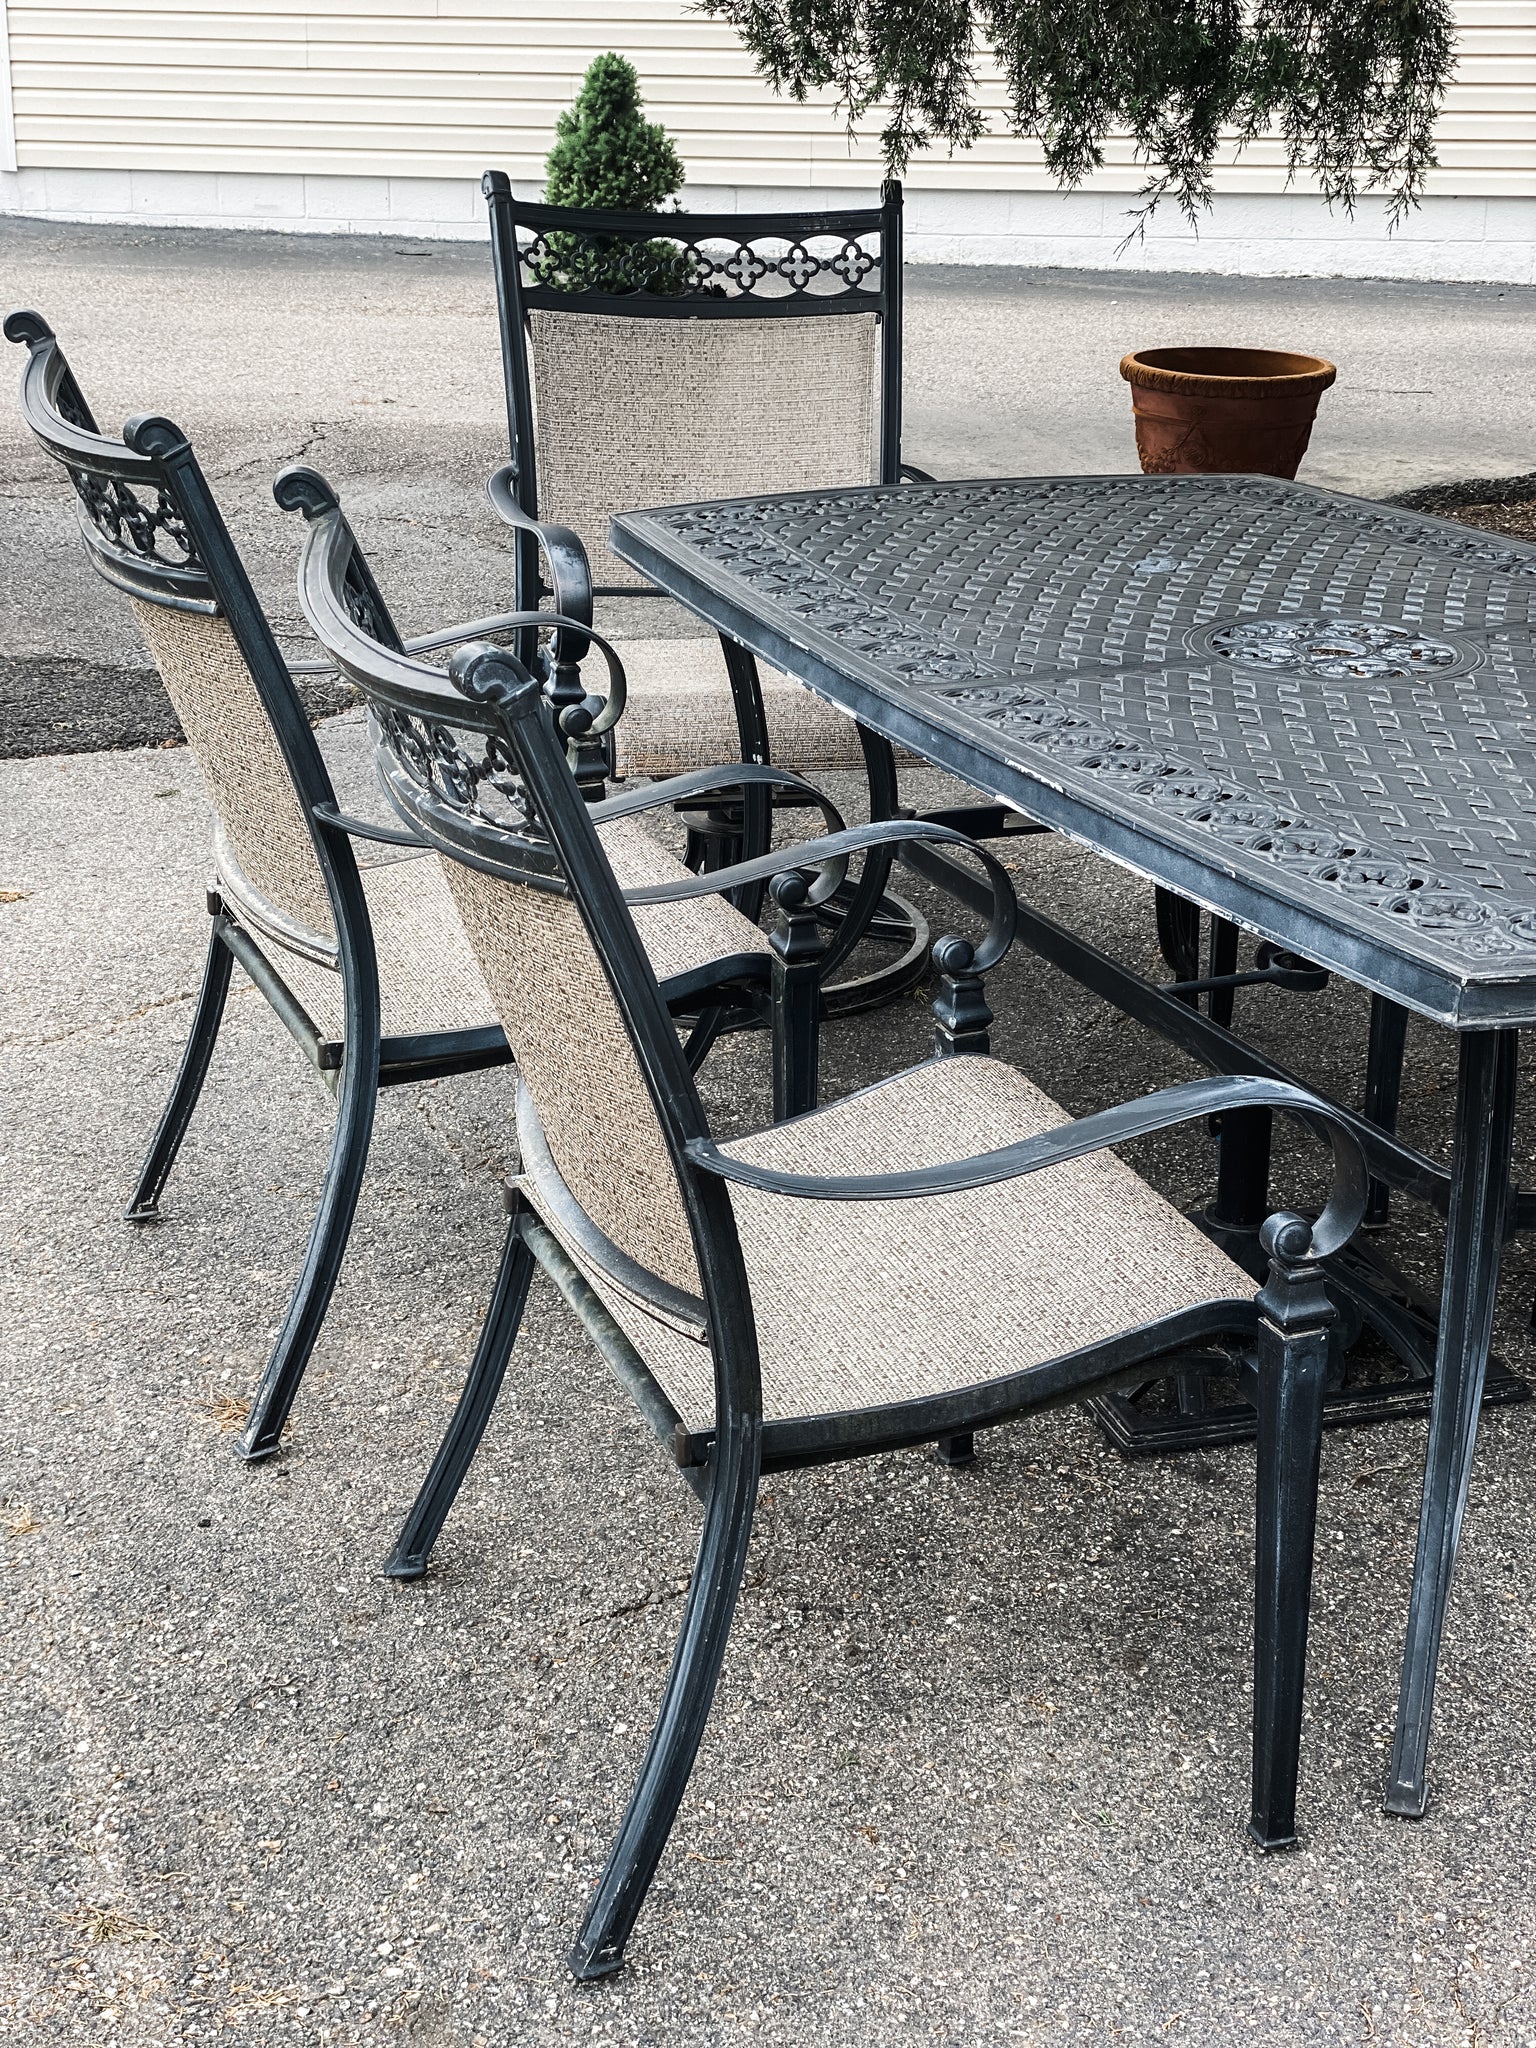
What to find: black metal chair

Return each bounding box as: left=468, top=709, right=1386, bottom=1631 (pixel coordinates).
left=7, top=309, right=846, bottom=1458
left=288, top=459, right=1372, bottom=1980
left=483, top=171, right=941, bottom=1009
left=481, top=172, right=1266, bottom=1043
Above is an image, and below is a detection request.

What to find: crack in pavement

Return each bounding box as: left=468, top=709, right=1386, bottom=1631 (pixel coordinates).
left=5, top=980, right=257, bottom=1053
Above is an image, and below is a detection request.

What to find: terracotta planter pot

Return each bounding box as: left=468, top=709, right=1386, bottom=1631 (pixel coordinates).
left=1119, top=346, right=1337, bottom=479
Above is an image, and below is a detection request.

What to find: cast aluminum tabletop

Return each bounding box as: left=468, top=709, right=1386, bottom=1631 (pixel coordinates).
left=614, top=473, right=1536, bottom=1029
left=613, top=470, right=1536, bottom=1822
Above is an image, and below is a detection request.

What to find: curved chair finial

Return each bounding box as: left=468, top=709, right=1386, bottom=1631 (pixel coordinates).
left=123, top=413, right=192, bottom=461
left=273, top=464, right=341, bottom=520
left=4, top=308, right=55, bottom=349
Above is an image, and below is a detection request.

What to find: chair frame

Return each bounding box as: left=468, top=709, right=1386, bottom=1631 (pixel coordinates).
left=286, top=477, right=1373, bottom=1977
left=7, top=310, right=525, bottom=1459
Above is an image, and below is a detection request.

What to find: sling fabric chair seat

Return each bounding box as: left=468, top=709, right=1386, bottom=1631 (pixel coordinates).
left=611, top=635, right=873, bottom=779
left=236, top=816, right=771, bottom=1046
left=522, top=1051, right=1251, bottom=1432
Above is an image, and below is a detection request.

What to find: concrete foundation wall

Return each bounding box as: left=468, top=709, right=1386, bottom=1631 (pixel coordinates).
left=2, top=168, right=1531, bottom=285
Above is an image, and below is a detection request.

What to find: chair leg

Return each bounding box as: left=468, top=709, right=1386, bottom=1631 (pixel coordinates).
left=124, top=921, right=234, bottom=1221
left=385, top=1209, right=535, bottom=1580
left=770, top=875, right=822, bottom=1120
left=1155, top=888, right=1201, bottom=1002
left=569, top=1416, right=761, bottom=1980
left=1248, top=1230, right=1333, bottom=1852
left=934, top=1433, right=976, bottom=1467
left=1363, top=995, right=1409, bottom=1229
left=1207, top=915, right=1241, bottom=1029
left=1385, top=1029, right=1518, bottom=1820
left=236, top=1021, right=381, bottom=1463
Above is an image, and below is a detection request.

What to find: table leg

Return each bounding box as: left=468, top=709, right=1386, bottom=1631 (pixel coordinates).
left=1384, top=1028, right=1518, bottom=1820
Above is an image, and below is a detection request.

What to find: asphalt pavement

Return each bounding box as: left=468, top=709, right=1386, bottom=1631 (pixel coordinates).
left=4, top=217, right=1536, bottom=2046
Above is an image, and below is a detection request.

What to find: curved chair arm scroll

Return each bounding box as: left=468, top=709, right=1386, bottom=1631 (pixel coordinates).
left=593, top=762, right=846, bottom=837
left=686, top=1073, right=1369, bottom=1267
left=404, top=607, right=595, bottom=657
left=900, top=463, right=937, bottom=485
left=624, top=818, right=1019, bottom=976
left=486, top=464, right=593, bottom=641
left=408, top=605, right=628, bottom=738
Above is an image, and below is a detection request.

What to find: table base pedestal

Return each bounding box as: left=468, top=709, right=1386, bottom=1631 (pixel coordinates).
left=1087, top=1226, right=1531, bottom=1458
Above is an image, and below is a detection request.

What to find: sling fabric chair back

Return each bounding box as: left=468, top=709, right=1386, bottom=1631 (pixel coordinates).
left=286, top=470, right=712, bottom=1300
left=483, top=174, right=909, bottom=781
left=488, top=174, right=902, bottom=596
left=6, top=310, right=368, bottom=958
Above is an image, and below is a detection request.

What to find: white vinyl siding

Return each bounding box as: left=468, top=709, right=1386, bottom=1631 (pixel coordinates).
left=6, top=0, right=1532, bottom=197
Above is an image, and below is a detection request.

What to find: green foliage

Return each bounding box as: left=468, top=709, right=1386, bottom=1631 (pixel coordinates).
left=541, top=53, right=695, bottom=293
left=700, top=0, right=1456, bottom=230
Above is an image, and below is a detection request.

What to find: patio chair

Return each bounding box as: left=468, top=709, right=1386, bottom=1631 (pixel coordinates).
left=7, top=309, right=846, bottom=1460
left=288, top=465, right=1371, bottom=1979
left=483, top=172, right=950, bottom=1009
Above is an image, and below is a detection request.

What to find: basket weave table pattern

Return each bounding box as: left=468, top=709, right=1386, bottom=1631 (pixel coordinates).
left=613, top=475, right=1536, bottom=1027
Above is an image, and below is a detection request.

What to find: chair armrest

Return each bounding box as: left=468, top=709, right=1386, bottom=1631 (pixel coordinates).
left=900, top=462, right=937, bottom=484
left=310, top=801, right=425, bottom=849
left=394, top=606, right=628, bottom=741
left=592, top=762, right=846, bottom=834
left=621, top=817, right=1019, bottom=975
left=686, top=1073, right=1369, bottom=1264
left=486, top=464, right=593, bottom=636
left=403, top=608, right=564, bottom=654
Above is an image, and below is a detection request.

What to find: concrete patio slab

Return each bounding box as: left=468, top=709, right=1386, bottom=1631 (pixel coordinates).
left=5, top=216, right=1536, bottom=2047
left=6, top=737, right=1536, bottom=2046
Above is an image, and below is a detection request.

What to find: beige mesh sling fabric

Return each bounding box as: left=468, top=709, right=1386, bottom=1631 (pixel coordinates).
left=527, top=309, right=883, bottom=777
left=487, top=172, right=918, bottom=783
left=131, top=598, right=338, bottom=939
left=536, top=1047, right=1255, bottom=1434
left=528, top=310, right=878, bottom=592
left=128, top=595, right=497, bottom=1041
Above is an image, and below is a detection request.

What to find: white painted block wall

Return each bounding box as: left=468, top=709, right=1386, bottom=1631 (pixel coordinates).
left=0, top=1, right=1530, bottom=282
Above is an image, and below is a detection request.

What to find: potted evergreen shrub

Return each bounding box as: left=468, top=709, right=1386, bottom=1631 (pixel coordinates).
left=540, top=53, right=695, bottom=296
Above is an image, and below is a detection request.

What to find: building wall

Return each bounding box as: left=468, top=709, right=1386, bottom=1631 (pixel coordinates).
left=0, top=0, right=1532, bottom=280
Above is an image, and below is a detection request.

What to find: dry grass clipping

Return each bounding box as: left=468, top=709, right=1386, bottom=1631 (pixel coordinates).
left=194, top=1387, right=252, bottom=1435
left=62, top=1906, right=162, bottom=1945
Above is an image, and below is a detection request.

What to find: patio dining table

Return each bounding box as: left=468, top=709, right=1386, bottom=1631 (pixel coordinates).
left=612, top=470, right=1536, bottom=1819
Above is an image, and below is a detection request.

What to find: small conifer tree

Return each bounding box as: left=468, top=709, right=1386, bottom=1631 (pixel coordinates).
left=541, top=54, right=693, bottom=294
